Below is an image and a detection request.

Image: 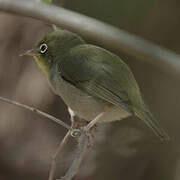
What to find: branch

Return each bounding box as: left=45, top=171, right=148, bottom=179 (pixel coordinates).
left=0, top=96, right=86, bottom=180
left=0, top=0, right=180, bottom=76
left=59, top=132, right=88, bottom=180
left=0, top=96, right=71, bottom=130
left=49, top=130, right=72, bottom=180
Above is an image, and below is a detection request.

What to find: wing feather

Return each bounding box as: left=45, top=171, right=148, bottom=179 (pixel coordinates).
left=57, top=45, right=133, bottom=113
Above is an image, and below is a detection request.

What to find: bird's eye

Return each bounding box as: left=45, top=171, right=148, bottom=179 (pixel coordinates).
left=39, top=43, right=48, bottom=54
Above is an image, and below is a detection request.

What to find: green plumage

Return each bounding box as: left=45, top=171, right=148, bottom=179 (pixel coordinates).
left=58, top=45, right=133, bottom=112
left=32, top=30, right=169, bottom=140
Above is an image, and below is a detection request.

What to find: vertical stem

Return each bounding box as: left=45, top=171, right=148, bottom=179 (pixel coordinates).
left=60, top=133, right=88, bottom=180
left=49, top=130, right=71, bottom=180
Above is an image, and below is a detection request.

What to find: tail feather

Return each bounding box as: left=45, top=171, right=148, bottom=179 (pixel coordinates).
left=135, top=108, right=170, bottom=141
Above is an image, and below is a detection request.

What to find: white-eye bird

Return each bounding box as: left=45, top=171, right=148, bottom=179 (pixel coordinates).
left=23, top=29, right=169, bottom=141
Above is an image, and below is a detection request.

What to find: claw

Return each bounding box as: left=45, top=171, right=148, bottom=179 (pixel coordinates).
left=81, top=126, right=94, bottom=147
left=70, top=129, right=81, bottom=137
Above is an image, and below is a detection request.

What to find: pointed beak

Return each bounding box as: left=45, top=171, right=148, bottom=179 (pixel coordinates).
left=20, top=49, right=36, bottom=57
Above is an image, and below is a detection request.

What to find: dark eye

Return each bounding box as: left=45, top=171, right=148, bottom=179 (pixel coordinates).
left=39, top=43, right=48, bottom=54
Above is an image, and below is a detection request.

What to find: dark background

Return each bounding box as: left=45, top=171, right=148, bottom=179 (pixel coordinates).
left=0, top=0, right=180, bottom=179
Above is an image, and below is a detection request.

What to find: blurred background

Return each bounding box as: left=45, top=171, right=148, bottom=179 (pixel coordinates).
left=0, top=0, right=180, bottom=179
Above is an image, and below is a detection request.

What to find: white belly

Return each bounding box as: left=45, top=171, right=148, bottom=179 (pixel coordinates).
left=49, top=74, right=130, bottom=122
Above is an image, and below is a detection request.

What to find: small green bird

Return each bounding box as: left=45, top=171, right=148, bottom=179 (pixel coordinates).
left=22, top=29, right=169, bottom=140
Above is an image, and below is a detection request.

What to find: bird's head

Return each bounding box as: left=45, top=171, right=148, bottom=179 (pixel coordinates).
left=21, top=29, right=85, bottom=75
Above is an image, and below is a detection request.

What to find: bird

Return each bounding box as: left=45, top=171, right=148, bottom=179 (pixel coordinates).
left=22, top=29, right=169, bottom=141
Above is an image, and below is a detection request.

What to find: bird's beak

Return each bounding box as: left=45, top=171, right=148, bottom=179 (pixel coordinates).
left=20, top=49, right=36, bottom=57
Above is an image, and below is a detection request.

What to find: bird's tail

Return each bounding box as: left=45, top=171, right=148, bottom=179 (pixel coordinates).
left=135, top=108, right=170, bottom=141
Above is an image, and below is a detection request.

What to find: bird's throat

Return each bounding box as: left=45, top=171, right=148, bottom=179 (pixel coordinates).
left=34, top=55, right=49, bottom=75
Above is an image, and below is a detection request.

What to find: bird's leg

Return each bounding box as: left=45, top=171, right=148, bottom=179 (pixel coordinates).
left=68, top=107, right=76, bottom=124
left=84, top=112, right=105, bottom=132
left=68, top=107, right=88, bottom=129
left=69, top=108, right=101, bottom=147
left=81, top=112, right=104, bottom=147
left=68, top=108, right=82, bottom=137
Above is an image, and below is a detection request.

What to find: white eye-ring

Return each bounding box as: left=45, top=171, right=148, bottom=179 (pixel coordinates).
left=39, top=43, right=48, bottom=54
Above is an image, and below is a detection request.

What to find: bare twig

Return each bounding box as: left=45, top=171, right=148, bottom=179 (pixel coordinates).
left=0, top=96, right=71, bottom=130
left=49, top=130, right=71, bottom=180
left=0, top=96, right=86, bottom=180
left=0, top=0, right=180, bottom=76
left=59, top=132, right=88, bottom=180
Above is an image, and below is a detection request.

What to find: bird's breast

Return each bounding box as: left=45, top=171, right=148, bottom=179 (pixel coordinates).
left=49, top=66, right=130, bottom=122
left=49, top=72, right=106, bottom=121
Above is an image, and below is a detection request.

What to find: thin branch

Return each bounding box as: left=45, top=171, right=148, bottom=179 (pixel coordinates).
left=59, top=132, right=88, bottom=180
left=0, top=96, right=85, bottom=180
left=49, top=130, right=71, bottom=180
left=0, top=0, right=180, bottom=76
left=0, top=95, right=86, bottom=180
left=0, top=96, right=71, bottom=130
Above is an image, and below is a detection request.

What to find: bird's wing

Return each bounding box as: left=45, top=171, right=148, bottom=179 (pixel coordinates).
left=57, top=45, right=133, bottom=113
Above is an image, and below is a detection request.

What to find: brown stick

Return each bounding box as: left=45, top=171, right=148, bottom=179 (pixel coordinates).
left=0, top=96, right=71, bottom=130
left=49, top=130, right=71, bottom=180
left=59, top=132, right=88, bottom=180
left=0, top=96, right=86, bottom=180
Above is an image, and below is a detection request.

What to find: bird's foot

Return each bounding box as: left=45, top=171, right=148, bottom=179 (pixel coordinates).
left=70, top=117, right=98, bottom=147
left=70, top=118, right=88, bottom=137
left=81, top=124, right=98, bottom=148
left=70, top=128, right=81, bottom=137
left=81, top=126, right=93, bottom=147
left=71, top=117, right=88, bottom=128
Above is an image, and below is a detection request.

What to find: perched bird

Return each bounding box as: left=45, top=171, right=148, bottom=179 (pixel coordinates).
left=22, top=29, right=169, bottom=140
